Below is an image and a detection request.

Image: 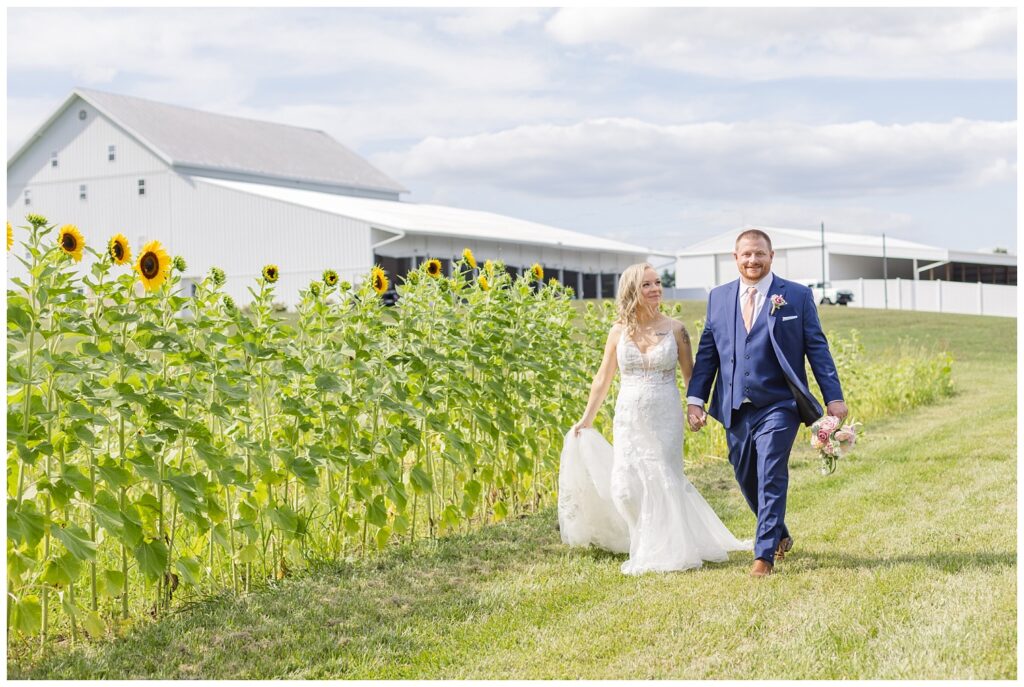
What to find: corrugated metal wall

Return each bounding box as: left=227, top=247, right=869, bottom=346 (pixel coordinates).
left=169, top=178, right=374, bottom=304
left=376, top=236, right=638, bottom=275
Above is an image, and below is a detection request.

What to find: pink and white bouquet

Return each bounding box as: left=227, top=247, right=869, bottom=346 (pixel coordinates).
left=810, top=415, right=860, bottom=475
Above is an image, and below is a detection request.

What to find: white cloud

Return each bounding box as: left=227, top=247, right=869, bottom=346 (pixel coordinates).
left=378, top=117, right=1016, bottom=201
left=434, top=8, right=549, bottom=37
left=545, top=7, right=1016, bottom=80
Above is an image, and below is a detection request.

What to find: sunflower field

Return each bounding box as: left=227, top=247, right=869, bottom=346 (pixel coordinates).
left=7, top=215, right=606, bottom=650
left=6, top=215, right=954, bottom=654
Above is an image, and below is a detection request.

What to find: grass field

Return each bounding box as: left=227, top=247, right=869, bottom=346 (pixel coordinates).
left=8, top=305, right=1016, bottom=679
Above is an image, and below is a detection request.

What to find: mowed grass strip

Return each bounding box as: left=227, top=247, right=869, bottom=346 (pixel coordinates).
left=9, top=307, right=1015, bottom=679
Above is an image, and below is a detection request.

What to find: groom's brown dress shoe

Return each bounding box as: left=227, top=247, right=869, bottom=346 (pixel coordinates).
left=750, top=558, right=774, bottom=578
left=775, top=536, right=794, bottom=561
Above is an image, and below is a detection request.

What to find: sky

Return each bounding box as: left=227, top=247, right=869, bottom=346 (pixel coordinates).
left=6, top=6, right=1018, bottom=258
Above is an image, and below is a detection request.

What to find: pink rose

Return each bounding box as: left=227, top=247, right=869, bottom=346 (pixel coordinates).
left=817, top=429, right=831, bottom=443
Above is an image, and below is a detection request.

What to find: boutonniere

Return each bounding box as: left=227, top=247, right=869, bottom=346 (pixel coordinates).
left=770, top=294, right=787, bottom=315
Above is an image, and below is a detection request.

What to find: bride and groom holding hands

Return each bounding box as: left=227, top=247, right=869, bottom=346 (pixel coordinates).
left=560, top=228, right=847, bottom=578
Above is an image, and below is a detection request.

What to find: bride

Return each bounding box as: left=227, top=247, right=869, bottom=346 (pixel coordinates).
left=560, top=263, right=750, bottom=574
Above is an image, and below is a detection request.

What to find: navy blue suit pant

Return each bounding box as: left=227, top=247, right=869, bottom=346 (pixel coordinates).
left=726, top=398, right=799, bottom=562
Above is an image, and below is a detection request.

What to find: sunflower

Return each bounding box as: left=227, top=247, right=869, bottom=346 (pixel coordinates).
left=425, top=258, right=442, bottom=278
left=222, top=294, right=237, bottom=313
left=483, top=259, right=495, bottom=274
left=548, top=277, right=559, bottom=287
left=309, top=280, right=322, bottom=297
left=135, top=240, right=171, bottom=291
left=108, top=234, right=131, bottom=265
left=478, top=275, right=491, bottom=291
left=7, top=222, right=12, bottom=252
left=209, top=266, right=226, bottom=286
left=322, top=269, right=339, bottom=287
left=462, top=248, right=477, bottom=269
left=371, top=265, right=389, bottom=294
left=531, top=263, right=544, bottom=281
left=262, top=264, right=279, bottom=283
left=26, top=214, right=48, bottom=229
left=58, top=225, right=85, bottom=262
left=173, top=255, right=187, bottom=273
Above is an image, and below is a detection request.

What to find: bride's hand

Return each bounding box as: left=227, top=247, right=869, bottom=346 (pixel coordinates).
left=572, top=418, right=592, bottom=436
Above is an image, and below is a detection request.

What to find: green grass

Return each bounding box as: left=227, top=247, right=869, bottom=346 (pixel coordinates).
left=9, top=306, right=1016, bottom=679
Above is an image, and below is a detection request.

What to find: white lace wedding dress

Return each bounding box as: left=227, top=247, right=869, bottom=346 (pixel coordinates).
left=558, top=329, right=751, bottom=574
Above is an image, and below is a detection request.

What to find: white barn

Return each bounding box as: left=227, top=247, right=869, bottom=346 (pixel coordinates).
left=7, top=88, right=653, bottom=304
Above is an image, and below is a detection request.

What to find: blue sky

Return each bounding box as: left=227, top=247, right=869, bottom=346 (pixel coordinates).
left=6, top=7, right=1017, bottom=256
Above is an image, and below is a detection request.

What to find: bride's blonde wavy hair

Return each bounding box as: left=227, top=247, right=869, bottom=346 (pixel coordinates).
left=616, top=262, right=660, bottom=336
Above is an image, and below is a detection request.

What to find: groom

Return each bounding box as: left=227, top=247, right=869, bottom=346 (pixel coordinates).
left=687, top=229, right=846, bottom=578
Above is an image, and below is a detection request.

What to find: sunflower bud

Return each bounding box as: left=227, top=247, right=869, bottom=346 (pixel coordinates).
left=309, top=281, right=322, bottom=296
left=173, top=255, right=187, bottom=273
left=26, top=213, right=48, bottom=229
left=209, top=266, right=226, bottom=286
left=322, top=269, right=339, bottom=287
left=339, top=281, right=352, bottom=291
left=222, top=294, right=237, bottom=313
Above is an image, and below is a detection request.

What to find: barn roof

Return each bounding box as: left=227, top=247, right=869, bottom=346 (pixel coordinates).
left=9, top=88, right=407, bottom=196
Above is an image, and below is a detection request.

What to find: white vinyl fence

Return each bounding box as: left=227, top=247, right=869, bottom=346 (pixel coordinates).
left=831, top=278, right=1016, bottom=318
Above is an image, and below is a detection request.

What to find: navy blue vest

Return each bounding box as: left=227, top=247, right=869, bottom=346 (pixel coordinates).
left=731, top=291, right=792, bottom=410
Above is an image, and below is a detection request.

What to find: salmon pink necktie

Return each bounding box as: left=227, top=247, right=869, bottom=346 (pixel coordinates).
left=743, top=286, right=757, bottom=332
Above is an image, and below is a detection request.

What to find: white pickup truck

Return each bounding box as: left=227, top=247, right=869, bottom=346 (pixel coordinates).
left=796, top=280, right=855, bottom=306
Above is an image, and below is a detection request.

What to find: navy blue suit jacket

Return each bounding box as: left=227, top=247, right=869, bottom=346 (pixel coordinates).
left=688, top=275, right=843, bottom=429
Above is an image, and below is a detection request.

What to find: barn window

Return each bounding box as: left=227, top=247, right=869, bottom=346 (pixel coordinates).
left=78, top=109, right=87, bottom=120
left=79, top=184, right=87, bottom=201
left=108, top=145, right=116, bottom=161
left=24, top=189, right=31, bottom=206
left=138, top=179, right=146, bottom=196
left=51, top=152, right=58, bottom=168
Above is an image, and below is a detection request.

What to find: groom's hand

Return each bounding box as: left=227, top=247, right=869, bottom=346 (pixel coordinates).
left=687, top=404, right=706, bottom=432
left=826, top=400, right=848, bottom=422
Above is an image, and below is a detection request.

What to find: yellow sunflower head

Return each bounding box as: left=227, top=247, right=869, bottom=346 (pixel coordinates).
left=322, top=269, right=339, bottom=287
left=483, top=259, right=495, bottom=274
left=462, top=248, right=477, bottom=269
left=58, top=225, right=85, bottom=262
left=478, top=274, right=491, bottom=291
left=425, top=258, right=442, bottom=278
left=548, top=277, right=559, bottom=288
left=7, top=222, right=12, bottom=252
left=531, top=263, right=544, bottom=281
left=371, top=265, right=389, bottom=295
left=262, top=264, right=279, bottom=284
left=108, top=234, right=131, bottom=265
left=135, top=240, right=171, bottom=291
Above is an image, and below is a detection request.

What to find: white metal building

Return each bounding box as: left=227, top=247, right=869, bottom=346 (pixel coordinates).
left=677, top=226, right=1017, bottom=289
left=675, top=226, right=1017, bottom=317
left=7, top=88, right=653, bottom=304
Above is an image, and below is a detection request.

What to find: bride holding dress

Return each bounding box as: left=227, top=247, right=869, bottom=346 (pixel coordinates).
left=559, top=263, right=750, bottom=574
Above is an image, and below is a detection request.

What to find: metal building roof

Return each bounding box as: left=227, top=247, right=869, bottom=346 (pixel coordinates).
left=9, top=88, right=408, bottom=195
left=678, top=225, right=1015, bottom=265
left=200, top=177, right=655, bottom=256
